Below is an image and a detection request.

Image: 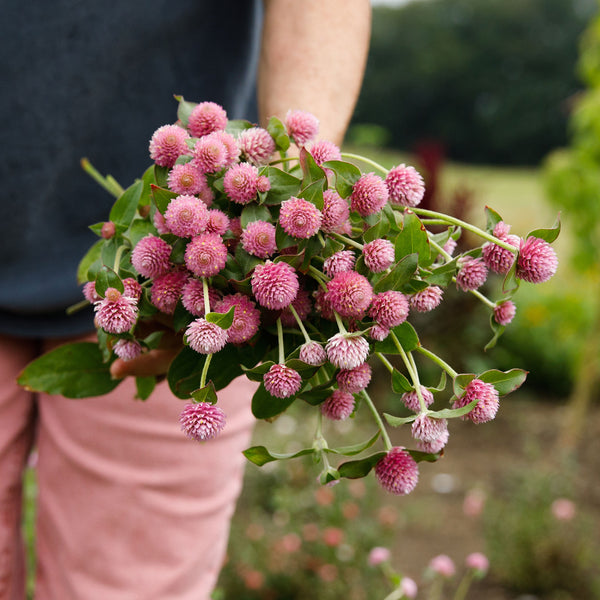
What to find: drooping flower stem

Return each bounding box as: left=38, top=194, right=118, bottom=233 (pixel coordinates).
left=199, top=353, right=213, bottom=389
left=376, top=352, right=395, bottom=374
left=340, top=152, right=389, bottom=176
left=308, top=264, right=329, bottom=290
left=288, top=304, right=312, bottom=343
left=113, top=245, right=126, bottom=274
left=276, top=317, right=285, bottom=364
left=360, top=389, right=392, bottom=451
left=80, top=158, right=124, bottom=198
left=465, top=285, right=496, bottom=309
left=333, top=311, right=348, bottom=335
left=391, top=332, right=427, bottom=413
left=428, top=237, right=454, bottom=263
left=416, top=346, right=458, bottom=379
left=202, top=277, right=211, bottom=316
left=453, top=572, right=475, bottom=600
left=331, top=232, right=364, bottom=251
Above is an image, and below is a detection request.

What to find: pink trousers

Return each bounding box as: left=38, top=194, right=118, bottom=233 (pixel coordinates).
left=0, top=334, right=256, bottom=600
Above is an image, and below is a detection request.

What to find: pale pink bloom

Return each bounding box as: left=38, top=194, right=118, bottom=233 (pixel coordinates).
left=375, top=447, right=419, bottom=496
left=211, top=130, right=240, bottom=167
left=323, top=250, right=356, bottom=278
left=369, top=290, right=410, bottom=328
left=82, top=281, right=100, bottom=303
left=181, top=278, right=220, bottom=317
left=453, top=378, right=499, bottom=424
left=264, top=363, right=302, bottom=398
left=205, top=209, right=230, bottom=235
left=223, top=162, right=261, bottom=204
left=494, top=300, right=516, bottom=326
left=309, top=140, right=342, bottom=167
left=279, top=197, right=322, bottom=239
left=409, top=286, right=443, bottom=312
left=369, top=324, right=390, bottom=341
left=516, top=236, right=558, bottom=283
left=180, top=401, right=226, bottom=441
left=113, top=339, right=142, bottom=362
left=321, top=389, right=355, bottom=421
left=187, top=101, right=227, bottom=138
left=401, top=386, right=434, bottom=412
left=456, top=256, right=488, bottom=291
left=482, top=222, right=519, bottom=274
left=465, top=552, right=490, bottom=574
left=385, top=164, right=425, bottom=207
left=238, top=127, right=276, bottom=165
left=350, top=173, right=389, bottom=217
left=325, top=271, right=373, bottom=319
left=411, top=414, right=449, bottom=445
left=150, top=270, right=187, bottom=314
left=463, top=488, right=487, bottom=518
left=149, top=124, right=190, bottom=168
left=551, top=498, right=576, bottom=521
left=337, top=363, right=372, bottom=393
left=167, top=162, right=209, bottom=196
left=251, top=260, right=299, bottom=310
left=241, top=220, right=277, bottom=258
left=400, top=577, right=418, bottom=599
left=322, top=527, right=345, bottom=547
left=279, top=287, right=312, bottom=327
left=299, top=341, right=327, bottom=366
left=363, top=238, right=395, bottom=273
left=185, top=318, right=228, bottom=354
left=131, top=235, right=172, bottom=278
left=214, top=293, right=260, bottom=344
left=184, top=233, right=228, bottom=277
left=153, top=209, right=170, bottom=234
left=416, top=436, right=448, bottom=454
left=164, top=194, right=209, bottom=238
left=197, top=185, right=214, bottom=207
left=122, top=278, right=142, bottom=302
left=192, top=134, right=228, bottom=173
left=257, top=175, right=270, bottom=193
left=443, top=237, right=457, bottom=257
left=429, top=554, right=456, bottom=578
left=321, top=189, right=350, bottom=233
left=325, top=334, right=370, bottom=370
left=368, top=546, right=391, bottom=566
left=313, top=287, right=336, bottom=321
left=285, top=109, right=319, bottom=146
left=94, top=288, right=137, bottom=334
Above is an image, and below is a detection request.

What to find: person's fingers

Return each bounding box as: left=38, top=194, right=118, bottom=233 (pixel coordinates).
left=110, top=347, right=180, bottom=379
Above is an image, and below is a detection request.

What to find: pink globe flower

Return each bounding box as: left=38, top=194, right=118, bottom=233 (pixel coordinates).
left=375, top=447, right=419, bottom=496
left=164, top=194, right=209, bottom=238
left=409, top=286, right=443, bottom=312
left=482, top=222, right=519, bottom=274
left=456, top=256, right=488, bottom=292
left=401, top=386, right=434, bottom=412
left=285, top=109, right=319, bottom=146
left=429, top=554, right=456, bottom=578
left=299, top=341, right=327, bottom=366
left=185, top=318, right=228, bottom=354
left=181, top=278, right=220, bottom=317
left=241, top=220, right=277, bottom=258
left=251, top=260, right=299, bottom=310
left=192, top=134, right=228, bottom=173
left=187, top=101, right=227, bottom=138
left=368, top=547, right=391, bottom=566
left=350, top=173, right=389, bottom=217
left=337, top=363, right=372, bottom=393
left=363, top=238, right=395, bottom=273
left=323, top=250, right=356, bottom=278
left=153, top=209, right=170, bottom=234
left=198, top=186, right=215, bottom=207
left=516, top=236, right=558, bottom=283
left=369, top=324, right=390, bottom=341
left=149, top=124, right=190, bottom=168
left=325, top=333, right=370, bottom=370
left=453, top=378, right=499, bottom=424
left=205, top=209, right=230, bottom=236
left=239, top=127, right=276, bottom=166
left=326, top=271, right=373, bottom=319
left=131, top=235, right=172, bottom=279
left=309, top=140, right=342, bottom=167
left=279, top=197, right=322, bottom=239
left=122, top=278, right=142, bottom=301
left=551, top=498, right=576, bottom=521
left=321, top=189, right=350, bottom=233
left=465, top=552, right=490, bottom=574
left=313, top=287, right=336, bottom=321
left=321, top=389, right=355, bottom=421
left=411, top=414, right=449, bottom=445
left=94, top=288, right=137, bottom=334
left=279, top=287, right=312, bottom=327
left=369, top=290, right=410, bottom=328
left=494, top=300, right=516, bottom=326
left=385, top=164, right=425, bottom=207
left=185, top=233, right=228, bottom=277
left=416, top=436, right=448, bottom=454
left=150, top=270, right=187, bottom=314
left=101, top=221, right=116, bottom=239
left=113, top=339, right=142, bottom=362
left=443, top=237, right=458, bottom=257
left=82, top=281, right=101, bottom=303
left=180, top=401, right=226, bottom=442
left=215, top=293, right=260, bottom=344
left=400, top=577, right=418, bottom=599
left=212, top=130, right=241, bottom=167
left=167, top=162, right=209, bottom=196
left=223, top=162, right=261, bottom=204
left=264, top=363, right=302, bottom=398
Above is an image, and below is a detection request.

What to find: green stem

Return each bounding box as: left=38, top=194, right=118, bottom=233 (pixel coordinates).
left=340, top=152, right=389, bottom=175
left=416, top=346, right=458, bottom=378
left=361, top=389, right=393, bottom=451
left=376, top=352, right=395, bottom=374
left=382, top=588, right=405, bottom=600
left=453, top=572, right=474, bottom=600
left=80, top=158, right=124, bottom=198
left=202, top=277, right=211, bottom=316
left=308, top=264, right=330, bottom=290
left=276, top=317, right=285, bottom=364
left=466, top=285, right=496, bottom=309
left=66, top=299, right=91, bottom=315
left=333, top=311, right=348, bottom=335
left=288, top=304, right=311, bottom=343
left=113, top=245, right=126, bottom=274
left=428, top=237, right=453, bottom=263
left=391, top=332, right=427, bottom=413
left=199, top=353, right=213, bottom=389
left=331, top=232, right=364, bottom=251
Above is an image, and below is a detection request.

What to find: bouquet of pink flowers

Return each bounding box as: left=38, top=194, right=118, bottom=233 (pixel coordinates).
left=19, top=97, right=560, bottom=496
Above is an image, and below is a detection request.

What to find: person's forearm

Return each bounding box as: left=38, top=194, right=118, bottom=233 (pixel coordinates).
left=258, top=0, right=371, bottom=146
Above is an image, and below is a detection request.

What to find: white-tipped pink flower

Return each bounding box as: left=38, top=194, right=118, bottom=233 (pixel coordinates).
left=167, top=162, right=209, bottom=196
left=279, top=197, right=322, bottom=239
left=251, top=261, right=299, bottom=310
left=264, top=364, right=302, bottom=398
left=113, top=339, right=143, bottom=362
left=411, top=414, right=449, bottom=445
left=456, top=256, right=488, bottom=291
left=321, top=389, right=355, bottom=421
left=224, top=162, right=262, bottom=204
left=164, top=194, right=209, bottom=238
left=325, top=334, right=370, bottom=370
left=482, top=222, right=519, bottom=274
left=181, top=278, right=220, bottom=317
left=385, top=164, right=425, bottom=207
left=494, top=300, right=516, bottom=326
left=323, top=250, right=356, bottom=278
left=337, top=363, right=372, bottom=393
left=185, top=233, right=228, bottom=277
left=82, top=281, right=101, bottom=303
left=241, top=220, right=277, bottom=258
left=238, top=127, right=276, bottom=165
left=122, top=278, right=142, bottom=302
left=149, top=124, right=190, bottom=168
left=214, top=293, right=260, bottom=344
left=150, top=270, right=187, bottom=314
left=350, top=173, right=389, bottom=217
left=321, top=189, right=350, bottom=233
left=299, top=341, right=327, bottom=366
left=309, top=140, right=342, bottom=167
left=205, top=209, right=230, bottom=236
left=369, top=291, right=409, bottom=328
left=94, top=288, right=138, bottom=334
left=192, top=133, right=228, bottom=173
left=369, top=324, right=390, bottom=341
left=188, top=101, right=227, bottom=138
left=131, top=235, right=172, bottom=279
left=516, top=236, right=558, bottom=283
left=185, top=318, right=228, bottom=354
left=401, top=386, right=434, bottom=412
left=285, top=109, right=319, bottom=146
left=180, top=401, right=226, bottom=442
left=453, top=378, right=499, bottom=424
left=363, top=238, right=395, bottom=273
left=409, top=286, right=443, bottom=312
left=326, top=271, right=373, bottom=319
left=375, top=447, right=419, bottom=496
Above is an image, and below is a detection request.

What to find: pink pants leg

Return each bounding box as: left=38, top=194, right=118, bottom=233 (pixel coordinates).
left=0, top=334, right=256, bottom=600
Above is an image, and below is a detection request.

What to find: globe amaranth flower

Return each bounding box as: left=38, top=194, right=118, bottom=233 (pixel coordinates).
left=279, top=197, right=322, bottom=239
left=369, top=324, right=390, bottom=341
left=350, top=173, right=389, bottom=217
left=401, top=386, right=434, bottom=412
left=493, top=300, right=516, bottom=326
left=429, top=555, right=456, bottom=578
left=452, top=378, right=499, bottom=424
left=205, top=209, right=230, bottom=236
left=385, top=164, right=425, bottom=207
left=368, top=547, right=391, bottom=566
left=482, top=221, right=519, bottom=274
left=326, top=271, right=373, bottom=319
left=82, top=281, right=101, bottom=303
left=369, top=290, right=409, bottom=329
left=411, top=414, right=449, bottom=445
left=375, top=447, right=419, bottom=496
left=320, top=389, right=355, bottom=421
left=309, top=139, right=342, bottom=167
left=337, top=363, right=372, bottom=393
left=150, top=270, right=187, bottom=314
left=192, top=134, right=229, bottom=173
left=325, top=333, right=370, bottom=370
left=211, top=130, right=240, bottom=167
left=167, top=162, right=209, bottom=196
left=238, top=127, right=276, bottom=165
left=241, top=220, right=277, bottom=258
left=313, top=287, right=335, bottom=321
left=251, top=260, right=299, bottom=310
left=185, top=318, right=229, bottom=354
left=409, top=286, right=443, bottom=313
left=223, top=162, right=262, bottom=204
left=131, top=235, right=172, bottom=278
left=400, top=578, right=418, bottom=599
left=185, top=233, right=228, bottom=277
left=180, top=401, right=226, bottom=442
left=149, top=124, right=190, bottom=168
left=416, top=436, right=448, bottom=455
left=164, top=194, right=209, bottom=238
left=456, top=256, right=488, bottom=292
left=363, top=238, right=395, bottom=273
left=113, top=339, right=142, bottom=361
left=321, top=189, right=350, bottom=233
left=516, top=236, right=558, bottom=283
left=465, top=552, right=489, bottom=575
left=323, top=250, right=356, bottom=279
left=264, top=363, right=302, bottom=398
left=94, top=288, right=138, bottom=334
left=299, top=341, right=327, bottom=366
left=181, top=278, right=220, bottom=316
left=153, top=210, right=170, bottom=234
left=122, top=277, right=142, bottom=301
left=285, top=109, right=319, bottom=146
left=101, top=221, right=116, bottom=239
left=279, top=287, right=312, bottom=327
left=214, top=293, right=260, bottom=344
left=187, top=101, right=228, bottom=138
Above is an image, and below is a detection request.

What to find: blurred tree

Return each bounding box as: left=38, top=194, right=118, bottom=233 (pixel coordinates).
left=354, top=0, right=596, bottom=164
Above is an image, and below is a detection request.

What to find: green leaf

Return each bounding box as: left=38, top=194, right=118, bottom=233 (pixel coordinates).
left=363, top=218, right=391, bottom=244
left=125, top=218, right=157, bottom=248
left=175, top=96, right=196, bottom=127
left=300, top=148, right=327, bottom=190
left=95, top=265, right=124, bottom=297
left=151, top=185, right=177, bottom=214
left=372, top=321, right=419, bottom=354
left=395, top=211, right=431, bottom=265
left=325, top=431, right=381, bottom=456
left=298, top=180, right=325, bottom=210
left=135, top=376, right=156, bottom=400
left=109, top=180, right=143, bottom=231
left=526, top=215, right=561, bottom=243
left=172, top=300, right=194, bottom=332
left=478, top=368, right=528, bottom=396
left=407, top=449, right=442, bottom=463
left=205, top=307, right=235, bottom=330
left=243, top=445, right=314, bottom=467
left=391, top=368, right=413, bottom=393
left=266, top=116, right=290, bottom=152
left=338, top=452, right=387, bottom=479
left=502, top=260, right=520, bottom=294
left=241, top=204, right=272, bottom=228
left=141, top=331, right=164, bottom=350
left=485, top=206, right=504, bottom=233
left=373, top=253, right=419, bottom=293
left=484, top=317, right=505, bottom=351
left=251, top=383, right=296, bottom=419
left=430, top=399, right=479, bottom=419
left=235, top=244, right=263, bottom=277
left=225, top=119, right=254, bottom=137
left=452, top=373, right=476, bottom=398
left=384, top=413, right=417, bottom=427
left=77, top=239, right=103, bottom=284
left=322, top=160, right=362, bottom=198
left=299, top=387, right=334, bottom=406
left=424, top=259, right=458, bottom=287
left=263, top=167, right=301, bottom=205
left=17, top=342, right=121, bottom=398
left=190, top=381, right=218, bottom=405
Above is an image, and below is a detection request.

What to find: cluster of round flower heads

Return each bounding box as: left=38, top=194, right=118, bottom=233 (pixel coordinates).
left=83, top=99, right=559, bottom=492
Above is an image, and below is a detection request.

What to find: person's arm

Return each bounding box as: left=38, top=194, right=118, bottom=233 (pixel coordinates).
left=258, top=0, right=371, bottom=145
